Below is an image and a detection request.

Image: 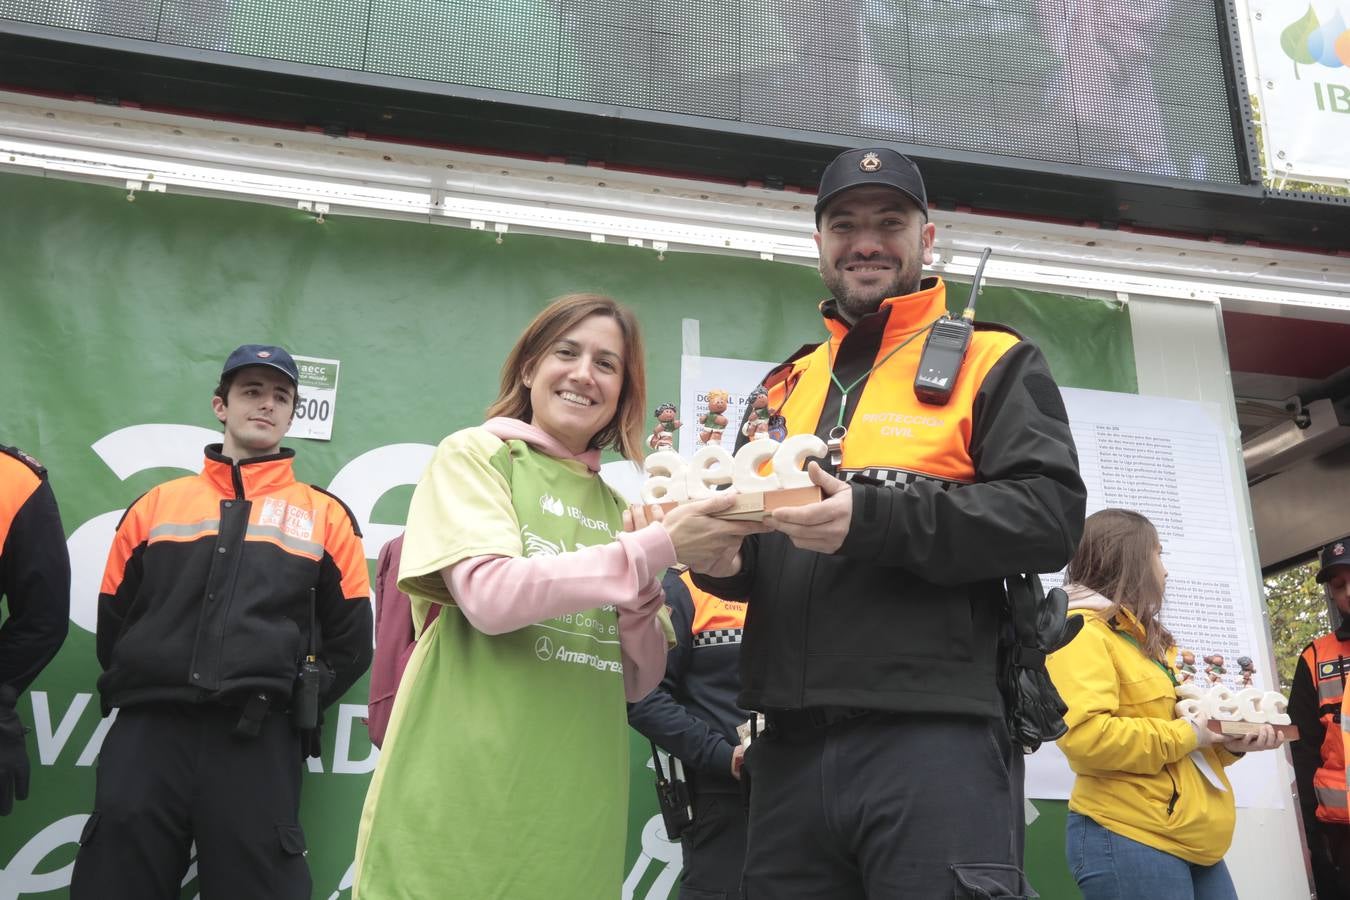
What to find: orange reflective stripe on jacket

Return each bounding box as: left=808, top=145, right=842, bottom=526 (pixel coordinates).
left=1303, top=634, right=1350, bottom=823
left=102, top=457, right=366, bottom=600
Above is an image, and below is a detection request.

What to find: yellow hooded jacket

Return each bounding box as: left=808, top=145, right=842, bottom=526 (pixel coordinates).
left=1046, top=602, right=1243, bottom=866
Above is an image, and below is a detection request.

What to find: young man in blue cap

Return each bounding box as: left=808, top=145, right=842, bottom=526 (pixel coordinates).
left=71, top=344, right=372, bottom=900
left=1291, top=537, right=1350, bottom=900
left=688, top=146, right=1087, bottom=898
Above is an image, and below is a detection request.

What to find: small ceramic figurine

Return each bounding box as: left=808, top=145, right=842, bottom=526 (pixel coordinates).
left=741, top=386, right=772, bottom=441
left=1176, top=649, right=1197, bottom=683
left=1236, top=655, right=1256, bottom=688
left=767, top=412, right=788, bottom=443
left=699, top=389, right=730, bottom=446
left=648, top=402, right=681, bottom=451
left=1204, top=653, right=1227, bottom=684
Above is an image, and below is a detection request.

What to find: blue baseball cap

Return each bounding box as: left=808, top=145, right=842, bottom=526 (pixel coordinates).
left=221, top=344, right=299, bottom=388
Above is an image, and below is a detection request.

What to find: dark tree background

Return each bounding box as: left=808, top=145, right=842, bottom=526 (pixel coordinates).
left=1266, top=561, right=1333, bottom=693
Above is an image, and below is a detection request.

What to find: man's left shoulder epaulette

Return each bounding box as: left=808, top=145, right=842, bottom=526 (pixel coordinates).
left=0, top=444, right=48, bottom=478
left=308, top=484, right=364, bottom=537
left=972, top=321, right=1024, bottom=340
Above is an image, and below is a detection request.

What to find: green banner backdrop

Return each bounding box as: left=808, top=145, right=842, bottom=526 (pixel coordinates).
left=0, top=170, right=1135, bottom=898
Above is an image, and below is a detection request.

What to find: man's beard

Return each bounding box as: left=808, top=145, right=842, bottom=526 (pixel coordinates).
left=820, top=254, right=923, bottom=323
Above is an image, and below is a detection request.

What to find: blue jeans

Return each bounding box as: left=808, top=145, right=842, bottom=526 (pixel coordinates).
left=1066, top=812, right=1238, bottom=900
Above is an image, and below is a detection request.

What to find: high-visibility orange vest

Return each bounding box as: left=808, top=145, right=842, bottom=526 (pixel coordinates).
left=1343, top=688, right=1350, bottom=823
left=1303, top=634, right=1350, bottom=823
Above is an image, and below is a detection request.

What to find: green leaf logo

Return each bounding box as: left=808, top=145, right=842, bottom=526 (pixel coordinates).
left=1281, top=5, right=1320, bottom=64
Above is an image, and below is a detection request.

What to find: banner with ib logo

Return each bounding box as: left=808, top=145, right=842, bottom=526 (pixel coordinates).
left=1247, top=1, right=1350, bottom=185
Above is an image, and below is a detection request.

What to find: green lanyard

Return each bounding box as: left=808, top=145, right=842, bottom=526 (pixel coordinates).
left=827, top=321, right=936, bottom=430
left=1114, top=630, right=1178, bottom=686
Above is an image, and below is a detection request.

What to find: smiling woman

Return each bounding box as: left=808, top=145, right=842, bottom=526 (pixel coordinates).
left=523, top=316, right=626, bottom=455
left=486, top=293, right=647, bottom=460
left=353, top=294, right=767, bottom=900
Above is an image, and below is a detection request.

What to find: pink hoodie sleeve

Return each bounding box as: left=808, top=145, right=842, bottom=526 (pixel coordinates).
left=444, top=522, right=675, bottom=637
left=616, top=581, right=669, bottom=701
left=447, top=525, right=673, bottom=700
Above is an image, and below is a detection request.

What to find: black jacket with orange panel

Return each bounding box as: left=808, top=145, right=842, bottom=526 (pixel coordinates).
left=96, top=445, right=372, bottom=714
left=628, top=569, right=750, bottom=793
left=0, top=445, right=71, bottom=694
left=695, top=278, right=1086, bottom=718
left=1290, top=628, right=1350, bottom=830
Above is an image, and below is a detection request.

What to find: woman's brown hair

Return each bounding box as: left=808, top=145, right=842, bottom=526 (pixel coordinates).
left=485, top=293, right=647, bottom=462
left=1066, top=508, right=1174, bottom=662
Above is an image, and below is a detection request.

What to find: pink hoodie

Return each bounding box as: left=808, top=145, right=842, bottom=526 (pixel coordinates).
left=1063, top=583, right=1114, bottom=614
left=443, top=417, right=674, bottom=701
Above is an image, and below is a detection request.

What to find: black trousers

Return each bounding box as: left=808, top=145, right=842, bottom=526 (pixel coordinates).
left=1312, top=821, right=1350, bottom=899
left=70, top=703, right=310, bottom=900
left=740, top=712, right=1032, bottom=900
left=679, top=786, right=748, bottom=900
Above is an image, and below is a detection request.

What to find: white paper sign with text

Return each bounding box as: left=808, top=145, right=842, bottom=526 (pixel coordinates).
left=288, top=355, right=341, bottom=441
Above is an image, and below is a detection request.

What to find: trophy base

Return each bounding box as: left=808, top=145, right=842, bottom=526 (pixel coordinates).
left=657, top=485, right=823, bottom=522
left=1205, top=719, right=1299, bottom=740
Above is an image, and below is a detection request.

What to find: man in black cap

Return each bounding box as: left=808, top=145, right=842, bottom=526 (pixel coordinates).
left=688, top=146, right=1086, bottom=897
left=1290, top=537, right=1350, bottom=900
left=71, top=344, right=372, bottom=900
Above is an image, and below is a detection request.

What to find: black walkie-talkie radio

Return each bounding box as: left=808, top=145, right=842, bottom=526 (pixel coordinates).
left=292, top=587, right=321, bottom=731
left=649, top=742, right=693, bottom=840
left=914, top=247, right=992, bottom=406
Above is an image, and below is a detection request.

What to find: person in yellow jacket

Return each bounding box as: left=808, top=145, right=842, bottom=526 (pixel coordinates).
left=1046, top=508, right=1281, bottom=899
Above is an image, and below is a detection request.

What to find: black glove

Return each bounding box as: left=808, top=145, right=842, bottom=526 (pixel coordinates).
left=1001, top=574, right=1083, bottom=754
left=1033, top=583, right=1083, bottom=655
left=0, top=684, right=31, bottom=815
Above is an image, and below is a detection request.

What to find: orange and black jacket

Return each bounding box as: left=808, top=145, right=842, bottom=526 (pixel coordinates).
left=628, top=569, right=749, bottom=792
left=0, top=446, right=70, bottom=694
left=1290, top=629, right=1350, bottom=832
left=695, top=277, right=1086, bottom=718
left=96, top=445, right=372, bottom=714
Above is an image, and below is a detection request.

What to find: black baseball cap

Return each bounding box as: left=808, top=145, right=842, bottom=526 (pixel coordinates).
left=1317, top=537, right=1350, bottom=583
left=814, top=147, right=928, bottom=223
left=221, top=344, right=299, bottom=388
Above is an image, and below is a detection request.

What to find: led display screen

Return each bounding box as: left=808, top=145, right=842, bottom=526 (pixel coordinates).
left=5, top=0, right=1246, bottom=184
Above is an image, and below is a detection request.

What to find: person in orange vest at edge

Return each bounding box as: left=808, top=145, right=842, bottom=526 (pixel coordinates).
left=0, top=443, right=71, bottom=817
left=70, top=345, right=372, bottom=900
left=1292, top=536, right=1350, bottom=899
